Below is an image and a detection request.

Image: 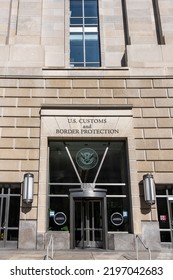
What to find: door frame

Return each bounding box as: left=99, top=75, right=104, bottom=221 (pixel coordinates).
left=0, top=196, right=8, bottom=247
left=69, top=188, right=107, bottom=249
left=168, top=199, right=173, bottom=243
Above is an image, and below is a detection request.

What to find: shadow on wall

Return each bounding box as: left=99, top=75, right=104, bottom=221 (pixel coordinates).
left=139, top=182, right=151, bottom=216
left=121, top=50, right=128, bottom=67
left=21, top=201, right=32, bottom=214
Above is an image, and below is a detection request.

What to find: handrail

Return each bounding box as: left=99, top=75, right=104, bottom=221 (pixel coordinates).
left=135, top=234, right=151, bottom=260
left=44, top=235, right=54, bottom=260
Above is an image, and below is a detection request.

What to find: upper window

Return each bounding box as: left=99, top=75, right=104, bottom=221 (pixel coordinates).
left=70, top=0, right=101, bottom=67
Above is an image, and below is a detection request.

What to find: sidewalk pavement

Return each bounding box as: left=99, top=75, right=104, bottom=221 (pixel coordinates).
left=0, top=249, right=173, bottom=260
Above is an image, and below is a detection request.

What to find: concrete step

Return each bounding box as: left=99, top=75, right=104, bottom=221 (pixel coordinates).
left=0, top=249, right=173, bottom=260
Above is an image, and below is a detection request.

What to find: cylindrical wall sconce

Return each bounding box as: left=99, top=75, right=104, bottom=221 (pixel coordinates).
left=143, top=173, right=156, bottom=205
left=23, top=173, right=34, bottom=204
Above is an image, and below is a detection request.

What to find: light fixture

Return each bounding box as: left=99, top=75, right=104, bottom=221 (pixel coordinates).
left=143, top=173, right=156, bottom=205
left=23, top=173, right=34, bottom=204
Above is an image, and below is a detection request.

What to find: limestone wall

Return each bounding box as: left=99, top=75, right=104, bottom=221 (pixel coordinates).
left=0, top=0, right=173, bottom=70
left=1, top=76, right=173, bottom=185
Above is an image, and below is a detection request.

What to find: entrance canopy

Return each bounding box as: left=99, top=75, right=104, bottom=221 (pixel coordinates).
left=69, top=188, right=107, bottom=198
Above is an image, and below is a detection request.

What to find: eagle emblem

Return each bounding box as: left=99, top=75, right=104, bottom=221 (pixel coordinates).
left=76, top=148, right=98, bottom=170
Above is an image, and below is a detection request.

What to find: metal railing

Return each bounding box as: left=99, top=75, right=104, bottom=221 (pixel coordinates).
left=135, top=234, right=151, bottom=260
left=44, top=235, right=54, bottom=260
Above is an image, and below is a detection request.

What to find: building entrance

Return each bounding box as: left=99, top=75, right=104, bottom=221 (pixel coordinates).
left=69, top=188, right=107, bottom=249
left=48, top=140, right=131, bottom=249
left=75, top=199, right=103, bottom=248
left=0, top=184, right=20, bottom=248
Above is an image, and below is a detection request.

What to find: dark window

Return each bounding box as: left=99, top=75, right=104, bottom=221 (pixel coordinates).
left=156, top=185, right=173, bottom=243
left=0, top=184, right=21, bottom=245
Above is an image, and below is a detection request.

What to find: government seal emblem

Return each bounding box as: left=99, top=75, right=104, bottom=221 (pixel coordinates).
left=76, top=148, right=98, bottom=170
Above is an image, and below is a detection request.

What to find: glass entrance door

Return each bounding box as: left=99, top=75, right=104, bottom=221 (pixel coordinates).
left=75, top=199, right=103, bottom=248
left=0, top=185, right=20, bottom=249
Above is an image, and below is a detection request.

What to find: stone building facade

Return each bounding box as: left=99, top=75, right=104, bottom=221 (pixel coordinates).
left=0, top=0, right=173, bottom=251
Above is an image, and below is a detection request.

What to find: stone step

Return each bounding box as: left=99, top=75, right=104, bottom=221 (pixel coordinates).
left=0, top=250, right=173, bottom=260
